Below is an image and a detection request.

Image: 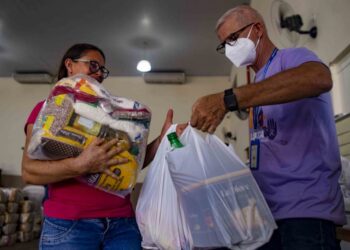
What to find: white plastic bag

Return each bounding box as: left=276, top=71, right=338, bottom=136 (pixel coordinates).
left=166, top=126, right=276, bottom=249
left=136, top=125, right=192, bottom=250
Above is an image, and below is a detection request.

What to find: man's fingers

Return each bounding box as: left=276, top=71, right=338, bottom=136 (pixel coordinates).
left=190, top=112, right=198, bottom=127
left=194, top=116, right=205, bottom=130
left=200, top=123, right=211, bottom=133
left=176, top=123, right=188, bottom=136
left=208, top=119, right=221, bottom=134
left=208, top=125, right=217, bottom=134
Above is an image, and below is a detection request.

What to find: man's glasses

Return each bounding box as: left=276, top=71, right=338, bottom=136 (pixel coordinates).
left=73, top=59, right=109, bottom=79
left=216, top=23, right=255, bottom=54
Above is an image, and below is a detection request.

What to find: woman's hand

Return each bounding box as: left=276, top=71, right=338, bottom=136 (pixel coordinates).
left=143, top=109, right=188, bottom=168
left=159, top=109, right=187, bottom=140
left=73, top=138, right=128, bottom=178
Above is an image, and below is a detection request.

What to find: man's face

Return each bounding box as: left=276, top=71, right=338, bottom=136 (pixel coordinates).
left=216, top=20, right=256, bottom=54
left=217, top=19, right=242, bottom=43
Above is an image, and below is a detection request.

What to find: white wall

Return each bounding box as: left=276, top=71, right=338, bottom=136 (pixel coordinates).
left=251, top=0, right=350, bottom=115
left=0, top=79, right=51, bottom=176
left=0, top=76, right=243, bottom=178
left=251, top=0, right=350, bottom=63
left=330, top=48, right=350, bottom=115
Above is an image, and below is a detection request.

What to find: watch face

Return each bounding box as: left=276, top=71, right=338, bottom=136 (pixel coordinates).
left=224, top=89, right=237, bottom=111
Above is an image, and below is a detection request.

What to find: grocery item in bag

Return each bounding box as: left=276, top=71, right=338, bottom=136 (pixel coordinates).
left=167, top=126, right=276, bottom=249
left=136, top=125, right=192, bottom=250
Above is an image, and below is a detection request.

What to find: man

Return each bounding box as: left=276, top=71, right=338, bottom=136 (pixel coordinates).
left=190, top=5, right=345, bottom=250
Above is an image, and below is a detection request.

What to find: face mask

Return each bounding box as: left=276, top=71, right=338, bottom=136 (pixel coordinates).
left=225, top=25, right=260, bottom=67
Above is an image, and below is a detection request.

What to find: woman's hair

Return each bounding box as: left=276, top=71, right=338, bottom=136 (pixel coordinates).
left=57, top=43, right=106, bottom=80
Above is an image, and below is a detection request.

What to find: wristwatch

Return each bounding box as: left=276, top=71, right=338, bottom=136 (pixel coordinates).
left=223, top=88, right=238, bottom=112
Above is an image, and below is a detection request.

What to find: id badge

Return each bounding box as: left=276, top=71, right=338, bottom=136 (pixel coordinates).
left=250, top=139, right=260, bottom=170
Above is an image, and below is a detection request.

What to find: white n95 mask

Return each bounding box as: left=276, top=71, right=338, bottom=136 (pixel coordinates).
left=225, top=26, right=260, bottom=67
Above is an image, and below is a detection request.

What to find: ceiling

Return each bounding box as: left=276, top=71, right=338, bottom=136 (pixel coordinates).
left=0, top=0, right=250, bottom=78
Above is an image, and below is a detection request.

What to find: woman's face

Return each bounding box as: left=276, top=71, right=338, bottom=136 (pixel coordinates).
left=65, top=50, right=107, bottom=83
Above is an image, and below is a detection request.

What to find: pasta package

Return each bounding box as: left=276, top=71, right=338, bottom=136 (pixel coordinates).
left=28, top=74, right=151, bottom=196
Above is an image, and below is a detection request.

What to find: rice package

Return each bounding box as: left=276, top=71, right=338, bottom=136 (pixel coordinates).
left=28, top=74, right=151, bottom=197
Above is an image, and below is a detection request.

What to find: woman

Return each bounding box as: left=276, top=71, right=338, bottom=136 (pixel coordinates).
left=22, top=43, right=183, bottom=249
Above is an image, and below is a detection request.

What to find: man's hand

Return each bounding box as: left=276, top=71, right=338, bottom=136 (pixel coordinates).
left=73, top=138, right=128, bottom=178
left=190, top=92, right=227, bottom=134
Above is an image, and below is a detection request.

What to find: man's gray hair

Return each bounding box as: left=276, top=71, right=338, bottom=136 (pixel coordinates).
left=216, top=5, right=265, bottom=32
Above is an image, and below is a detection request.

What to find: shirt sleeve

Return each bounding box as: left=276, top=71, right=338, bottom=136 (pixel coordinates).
left=281, top=47, right=323, bottom=71
left=24, top=100, right=45, bottom=135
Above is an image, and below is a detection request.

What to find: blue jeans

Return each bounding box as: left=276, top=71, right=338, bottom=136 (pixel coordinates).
left=258, top=218, right=340, bottom=250
left=39, top=217, right=141, bottom=250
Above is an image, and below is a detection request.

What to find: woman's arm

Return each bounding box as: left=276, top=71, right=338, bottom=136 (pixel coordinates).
left=22, top=124, right=126, bottom=185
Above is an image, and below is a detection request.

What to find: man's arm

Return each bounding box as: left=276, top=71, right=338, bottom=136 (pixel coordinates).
left=235, top=62, right=332, bottom=109
left=191, top=62, right=332, bottom=133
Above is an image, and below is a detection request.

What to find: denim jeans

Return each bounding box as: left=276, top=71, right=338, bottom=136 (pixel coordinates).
left=258, top=218, right=341, bottom=250
left=40, top=217, right=141, bottom=250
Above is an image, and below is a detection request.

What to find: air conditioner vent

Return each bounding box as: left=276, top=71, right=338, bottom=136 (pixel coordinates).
left=13, top=72, right=53, bottom=84
left=143, top=71, right=186, bottom=84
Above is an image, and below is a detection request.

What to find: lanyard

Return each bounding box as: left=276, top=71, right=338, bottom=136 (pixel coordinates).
left=249, top=48, right=278, bottom=170
left=250, top=48, right=278, bottom=131
left=261, top=47, right=278, bottom=80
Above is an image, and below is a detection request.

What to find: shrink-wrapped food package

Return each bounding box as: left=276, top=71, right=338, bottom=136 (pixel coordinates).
left=28, top=74, right=151, bottom=196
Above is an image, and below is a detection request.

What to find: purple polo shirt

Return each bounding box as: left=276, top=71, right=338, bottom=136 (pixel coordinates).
left=252, top=47, right=346, bottom=225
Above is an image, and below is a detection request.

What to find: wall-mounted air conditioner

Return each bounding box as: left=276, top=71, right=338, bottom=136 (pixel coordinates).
left=143, top=71, right=186, bottom=84
left=13, top=72, right=53, bottom=84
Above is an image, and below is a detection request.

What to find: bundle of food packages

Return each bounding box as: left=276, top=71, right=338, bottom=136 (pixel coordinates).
left=28, top=74, right=151, bottom=197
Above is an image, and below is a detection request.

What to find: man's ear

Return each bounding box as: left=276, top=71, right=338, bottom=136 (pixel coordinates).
left=254, top=22, right=264, bottom=38
left=64, top=58, right=74, bottom=75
